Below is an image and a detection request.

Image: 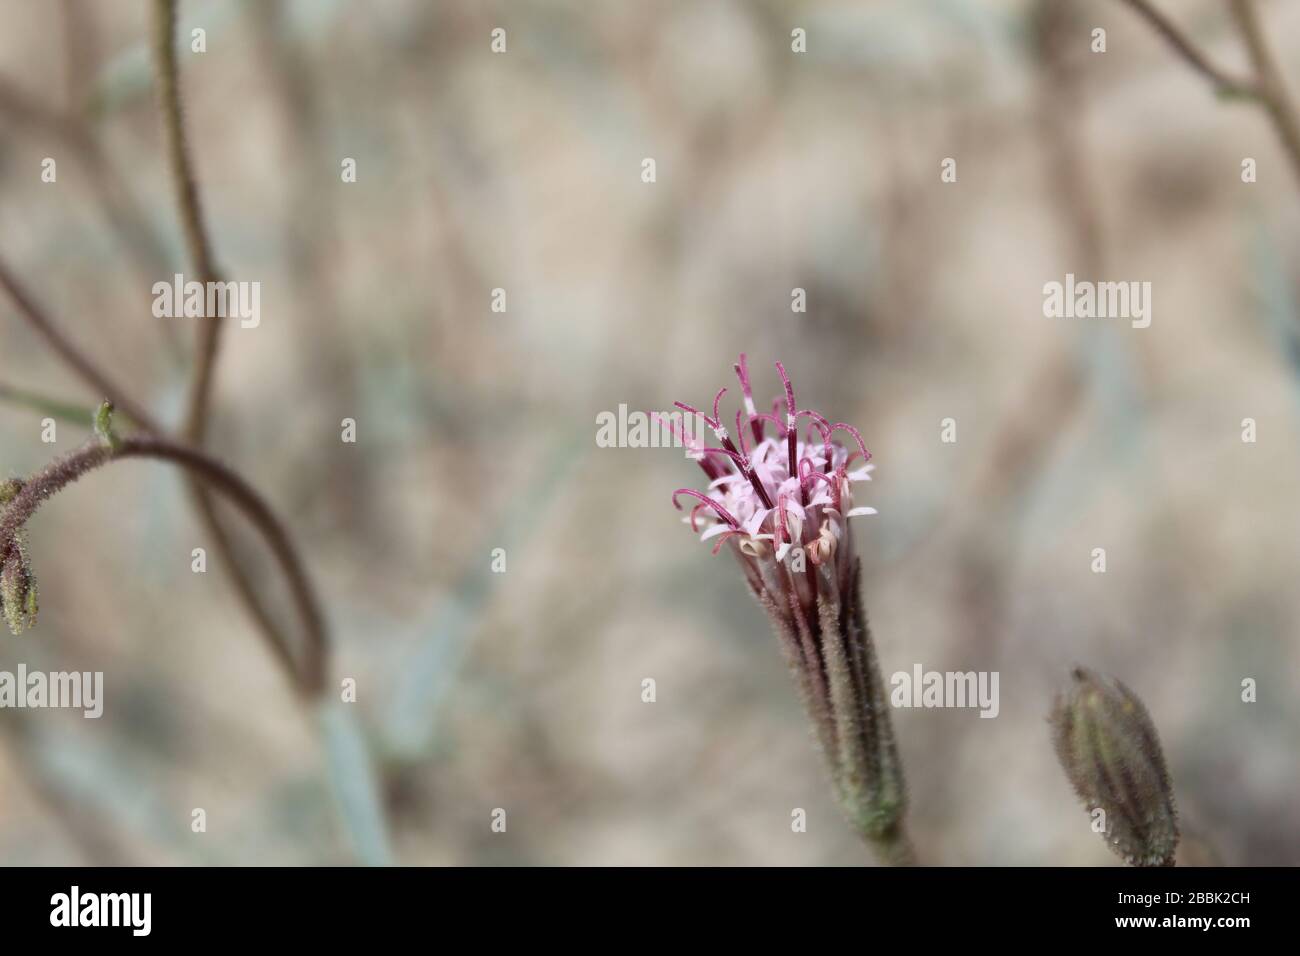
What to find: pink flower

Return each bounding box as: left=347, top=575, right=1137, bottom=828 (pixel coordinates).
left=662, top=355, right=910, bottom=861
left=665, top=354, right=877, bottom=621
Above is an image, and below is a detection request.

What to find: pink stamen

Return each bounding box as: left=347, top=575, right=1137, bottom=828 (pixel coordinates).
left=804, top=469, right=841, bottom=510
left=674, top=400, right=719, bottom=431
left=700, top=446, right=748, bottom=470
left=734, top=409, right=749, bottom=457
left=830, top=422, right=871, bottom=462
left=688, top=502, right=708, bottom=532
left=734, top=354, right=762, bottom=444
left=775, top=362, right=799, bottom=495
left=797, top=409, right=834, bottom=470
left=749, top=412, right=785, bottom=436
left=672, top=489, right=740, bottom=530
left=711, top=530, right=742, bottom=555
left=796, top=458, right=811, bottom=502
left=653, top=410, right=721, bottom=481
left=711, top=387, right=727, bottom=429
left=775, top=361, right=797, bottom=420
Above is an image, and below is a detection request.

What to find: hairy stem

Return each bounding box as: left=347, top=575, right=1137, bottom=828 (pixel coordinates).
left=0, top=436, right=327, bottom=697
left=151, top=0, right=224, bottom=445
left=867, top=822, right=917, bottom=867
left=0, top=257, right=308, bottom=692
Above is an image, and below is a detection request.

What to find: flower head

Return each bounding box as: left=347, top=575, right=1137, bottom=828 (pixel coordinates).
left=666, top=355, right=877, bottom=601
left=665, top=356, right=907, bottom=858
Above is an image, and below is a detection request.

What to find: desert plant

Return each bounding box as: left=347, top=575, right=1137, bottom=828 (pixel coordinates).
left=663, top=355, right=912, bottom=865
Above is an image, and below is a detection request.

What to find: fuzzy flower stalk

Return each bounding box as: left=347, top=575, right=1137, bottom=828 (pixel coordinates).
left=1050, top=667, right=1179, bottom=867
left=662, top=355, right=911, bottom=864
left=0, top=477, right=37, bottom=634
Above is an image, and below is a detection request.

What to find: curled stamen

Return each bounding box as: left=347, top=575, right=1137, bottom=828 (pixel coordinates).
left=734, top=355, right=756, bottom=412
left=688, top=502, right=708, bottom=533
left=804, top=469, right=841, bottom=510
left=711, top=530, right=742, bottom=555
left=775, top=361, right=797, bottom=421
left=711, top=387, right=727, bottom=429
left=673, top=400, right=719, bottom=432
left=700, top=446, right=748, bottom=470
left=830, top=422, right=871, bottom=462
left=672, top=488, right=740, bottom=529
left=797, top=409, right=834, bottom=469
left=653, top=410, right=720, bottom=480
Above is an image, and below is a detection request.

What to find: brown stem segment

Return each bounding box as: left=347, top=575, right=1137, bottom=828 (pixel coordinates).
left=0, top=437, right=328, bottom=698
left=151, top=0, right=224, bottom=445
left=0, top=258, right=309, bottom=693
left=1229, top=0, right=1300, bottom=188
left=1118, top=0, right=1260, bottom=99
left=0, top=260, right=161, bottom=433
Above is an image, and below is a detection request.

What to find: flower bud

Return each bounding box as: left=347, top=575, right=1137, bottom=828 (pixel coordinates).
left=93, top=400, right=123, bottom=451
left=1050, top=667, right=1179, bottom=867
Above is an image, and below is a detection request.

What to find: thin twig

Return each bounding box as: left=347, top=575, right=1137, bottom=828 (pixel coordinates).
left=0, top=259, right=161, bottom=432
left=1228, top=0, right=1300, bottom=187
left=151, top=0, right=224, bottom=445
left=0, top=435, right=327, bottom=696
left=0, top=253, right=314, bottom=697
left=1118, top=0, right=1261, bottom=99
left=0, top=381, right=104, bottom=426
left=146, top=0, right=326, bottom=693
left=0, top=74, right=186, bottom=359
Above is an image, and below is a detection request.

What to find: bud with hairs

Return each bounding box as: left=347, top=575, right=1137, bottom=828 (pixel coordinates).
left=1051, top=667, right=1179, bottom=867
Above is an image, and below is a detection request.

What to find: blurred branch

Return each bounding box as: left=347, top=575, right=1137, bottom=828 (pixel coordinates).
left=150, top=0, right=224, bottom=445
left=1118, top=0, right=1260, bottom=99
left=1228, top=0, right=1300, bottom=187
left=1119, top=0, right=1300, bottom=187
left=0, top=381, right=103, bottom=426
left=0, top=259, right=162, bottom=432
left=0, top=74, right=182, bottom=361
left=0, top=432, right=326, bottom=696
left=145, top=0, right=338, bottom=712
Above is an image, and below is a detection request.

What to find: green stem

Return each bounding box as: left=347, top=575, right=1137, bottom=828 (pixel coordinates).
left=866, top=821, right=918, bottom=867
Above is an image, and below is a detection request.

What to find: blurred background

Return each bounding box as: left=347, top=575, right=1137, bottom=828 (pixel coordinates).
left=1, top=0, right=1298, bottom=865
